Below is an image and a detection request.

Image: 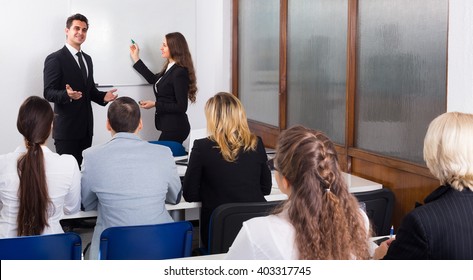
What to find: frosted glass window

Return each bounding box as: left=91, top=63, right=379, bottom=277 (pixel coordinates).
left=287, top=0, right=348, bottom=145
left=355, top=0, right=447, bottom=163
left=238, top=0, right=279, bottom=126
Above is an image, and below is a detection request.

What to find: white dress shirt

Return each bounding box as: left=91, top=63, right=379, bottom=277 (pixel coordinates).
left=0, top=145, right=81, bottom=238
left=225, top=208, right=372, bottom=260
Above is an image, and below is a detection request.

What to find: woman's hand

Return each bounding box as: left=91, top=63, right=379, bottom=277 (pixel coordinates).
left=139, top=100, right=156, bottom=109
left=130, top=43, right=140, bottom=63
left=373, top=238, right=395, bottom=260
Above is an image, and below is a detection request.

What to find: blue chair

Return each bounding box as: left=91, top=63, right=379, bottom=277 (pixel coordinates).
left=99, top=221, right=193, bottom=260
left=148, top=140, right=187, bottom=157
left=0, top=232, right=82, bottom=260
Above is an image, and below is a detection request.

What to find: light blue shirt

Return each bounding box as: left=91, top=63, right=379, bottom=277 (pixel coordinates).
left=81, top=133, right=182, bottom=259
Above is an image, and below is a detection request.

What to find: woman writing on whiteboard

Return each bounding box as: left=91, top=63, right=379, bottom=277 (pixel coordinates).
left=130, top=32, right=197, bottom=143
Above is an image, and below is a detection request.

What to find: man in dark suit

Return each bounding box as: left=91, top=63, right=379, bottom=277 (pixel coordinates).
left=44, top=13, right=117, bottom=166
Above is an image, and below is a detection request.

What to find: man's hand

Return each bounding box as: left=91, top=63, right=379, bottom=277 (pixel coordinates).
left=66, top=84, right=82, bottom=100
left=104, top=89, right=118, bottom=102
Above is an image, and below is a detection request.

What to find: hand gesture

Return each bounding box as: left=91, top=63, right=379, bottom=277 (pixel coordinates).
left=104, top=89, right=118, bottom=102
left=130, top=42, right=140, bottom=63
left=139, top=100, right=155, bottom=109
left=66, top=84, right=82, bottom=100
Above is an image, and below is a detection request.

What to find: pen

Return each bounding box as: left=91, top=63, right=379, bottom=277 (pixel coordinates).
left=131, top=39, right=135, bottom=44
left=390, top=225, right=394, bottom=238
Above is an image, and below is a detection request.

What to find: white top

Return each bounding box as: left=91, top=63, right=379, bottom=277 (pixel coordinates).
left=225, top=208, right=372, bottom=260
left=0, top=145, right=81, bottom=237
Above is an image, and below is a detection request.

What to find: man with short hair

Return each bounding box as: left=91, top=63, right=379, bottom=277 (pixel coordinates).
left=43, top=13, right=118, bottom=166
left=81, top=96, right=182, bottom=259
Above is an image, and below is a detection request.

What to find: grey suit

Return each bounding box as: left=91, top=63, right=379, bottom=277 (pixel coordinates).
left=81, top=133, right=182, bottom=259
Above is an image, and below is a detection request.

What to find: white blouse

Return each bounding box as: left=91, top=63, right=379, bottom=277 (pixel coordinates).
left=225, top=208, right=372, bottom=260
left=0, top=145, right=81, bottom=237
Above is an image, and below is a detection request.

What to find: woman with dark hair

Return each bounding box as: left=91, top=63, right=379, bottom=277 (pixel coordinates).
left=226, top=125, right=371, bottom=259
left=130, top=32, right=197, bottom=143
left=0, top=96, right=81, bottom=237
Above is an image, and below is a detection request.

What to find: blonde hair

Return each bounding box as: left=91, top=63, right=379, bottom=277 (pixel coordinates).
left=424, top=112, right=473, bottom=191
left=274, top=126, right=370, bottom=259
left=205, top=92, right=257, bottom=162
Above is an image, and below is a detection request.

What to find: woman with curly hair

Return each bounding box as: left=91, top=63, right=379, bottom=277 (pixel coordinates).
left=226, top=125, right=371, bottom=259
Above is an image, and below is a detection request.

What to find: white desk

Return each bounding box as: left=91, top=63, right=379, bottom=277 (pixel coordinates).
left=63, top=160, right=382, bottom=221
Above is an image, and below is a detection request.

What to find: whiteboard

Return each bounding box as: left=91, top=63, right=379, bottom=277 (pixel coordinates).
left=70, top=0, right=196, bottom=86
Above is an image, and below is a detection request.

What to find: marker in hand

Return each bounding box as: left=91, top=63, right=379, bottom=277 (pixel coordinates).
left=131, top=39, right=136, bottom=44
left=390, top=225, right=394, bottom=239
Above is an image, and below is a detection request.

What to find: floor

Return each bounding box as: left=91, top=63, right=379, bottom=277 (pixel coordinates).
left=62, top=218, right=201, bottom=260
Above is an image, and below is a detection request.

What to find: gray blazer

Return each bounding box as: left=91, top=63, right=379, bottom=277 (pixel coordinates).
left=81, top=133, right=182, bottom=259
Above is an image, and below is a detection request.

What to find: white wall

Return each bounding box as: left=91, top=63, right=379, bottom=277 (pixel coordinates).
left=0, top=0, right=232, bottom=154
left=1, top=0, right=472, bottom=155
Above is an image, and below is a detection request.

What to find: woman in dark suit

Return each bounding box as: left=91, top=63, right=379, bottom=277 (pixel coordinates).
left=183, top=92, right=272, bottom=249
left=375, top=112, right=473, bottom=260
left=130, top=32, right=197, bottom=143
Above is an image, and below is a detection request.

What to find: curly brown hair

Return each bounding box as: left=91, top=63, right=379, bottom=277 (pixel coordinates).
left=273, top=125, right=371, bottom=259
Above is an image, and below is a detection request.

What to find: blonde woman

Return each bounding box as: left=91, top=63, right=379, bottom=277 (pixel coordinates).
left=226, top=126, right=371, bottom=259
left=183, top=92, right=272, bottom=249
left=376, top=112, right=473, bottom=259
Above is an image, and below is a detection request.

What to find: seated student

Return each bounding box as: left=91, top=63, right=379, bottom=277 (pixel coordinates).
left=183, top=92, right=272, bottom=249
left=375, top=112, right=473, bottom=260
left=225, top=126, right=371, bottom=260
left=81, top=96, right=182, bottom=259
left=0, top=96, right=81, bottom=237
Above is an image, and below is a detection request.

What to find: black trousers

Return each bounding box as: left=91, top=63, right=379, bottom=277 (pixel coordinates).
left=159, top=126, right=190, bottom=144
left=54, top=136, right=92, bottom=167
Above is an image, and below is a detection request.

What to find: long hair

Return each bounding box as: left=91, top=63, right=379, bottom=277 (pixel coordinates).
left=273, top=126, right=370, bottom=259
left=16, top=96, right=54, bottom=236
left=162, top=32, right=197, bottom=103
left=205, top=92, right=257, bottom=162
left=423, top=112, right=473, bottom=191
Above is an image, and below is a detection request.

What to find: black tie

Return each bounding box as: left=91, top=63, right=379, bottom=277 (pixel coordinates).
left=76, top=52, right=88, bottom=83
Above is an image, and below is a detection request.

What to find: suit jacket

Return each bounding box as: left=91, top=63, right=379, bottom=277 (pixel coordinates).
left=133, top=60, right=190, bottom=133
left=43, top=46, right=107, bottom=140
left=384, top=185, right=473, bottom=259
left=80, top=133, right=182, bottom=259
left=183, top=136, right=272, bottom=246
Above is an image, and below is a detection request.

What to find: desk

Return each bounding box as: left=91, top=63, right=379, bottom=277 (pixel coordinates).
left=178, top=236, right=388, bottom=260
left=63, top=160, right=382, bottom=221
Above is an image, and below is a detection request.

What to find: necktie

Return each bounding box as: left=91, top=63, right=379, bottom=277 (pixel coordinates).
left=76, top=52, right=88, bottom=83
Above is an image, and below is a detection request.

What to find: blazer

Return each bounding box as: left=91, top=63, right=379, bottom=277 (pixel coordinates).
left=81, top=133, right=182, bottom=259
left=183, top=137, right=272, bottom=211
left=133, top=59, right=190, bottom=132
left=43, top=46, right=107, bottom=140
left=183, top=136, right=272, bottom=246
left=384, top=185, right=473, bottom=259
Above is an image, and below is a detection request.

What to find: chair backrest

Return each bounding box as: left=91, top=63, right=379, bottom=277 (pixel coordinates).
left=0, top=232, right=82, bottom=260
left=148, top=140, right=187, bottom=157
left=354, top=188, right=395, bottom=236
left=99, top=221, right=193, bottom=260
left=208, top=201, right=281, bottom=254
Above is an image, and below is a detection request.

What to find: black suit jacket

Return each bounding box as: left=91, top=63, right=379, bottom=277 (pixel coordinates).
left=43, top=46, right=107, bottom=140
left=384, top=185, right=473, bottom=259
left=182, top=136, right=272, bottom=246
left=133, top=59, right=190, bottom=133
